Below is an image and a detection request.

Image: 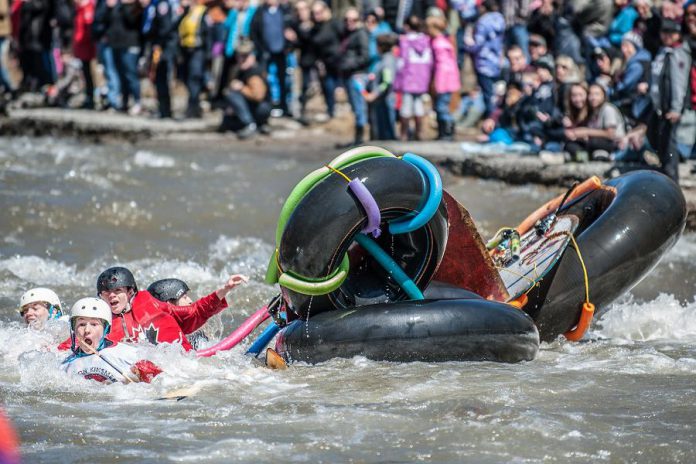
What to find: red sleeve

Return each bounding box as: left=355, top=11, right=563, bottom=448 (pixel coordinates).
left=133, top=360, right=163, bottom=383
left=57, top=337, right=72, bottom=351
left=163, top=292, right=228, bottom=335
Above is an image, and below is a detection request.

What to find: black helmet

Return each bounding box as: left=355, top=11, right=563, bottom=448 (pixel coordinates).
left=147, top=278, right=190, bottom=303
left=97, top=267, right=138, bottom=294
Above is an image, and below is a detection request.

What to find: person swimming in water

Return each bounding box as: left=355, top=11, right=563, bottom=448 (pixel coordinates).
left=18, top=288, right=64, bottom=329
left=61, top=297, right=162, bottom=384
left=147, top=278, right=216, bottom=349
left=58, top=267, right=248, bottom=351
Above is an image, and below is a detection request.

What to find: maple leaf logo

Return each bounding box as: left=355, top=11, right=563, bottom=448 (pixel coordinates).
left=143, top=323, right=160, bottom=345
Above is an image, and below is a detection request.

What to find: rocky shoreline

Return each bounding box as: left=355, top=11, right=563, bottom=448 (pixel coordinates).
left=2, top=107, right=695, bottom=230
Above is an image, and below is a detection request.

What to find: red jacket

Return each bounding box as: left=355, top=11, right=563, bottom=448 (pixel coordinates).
left=72, top=0, right=96, bottom=60
left=58, top=291, right=227, bottom=351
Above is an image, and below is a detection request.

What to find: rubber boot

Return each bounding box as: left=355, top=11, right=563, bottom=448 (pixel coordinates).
left=414, top=117, right=423, bottom=141
left=442, top=120, right=455, bottom=141
left=335, top=125, right=365, bottom=149
left=436, top=119, right=445, bottom=140
left=353, top=125, right=365, bottom=146
left=400, top=117, right=409, bottom=141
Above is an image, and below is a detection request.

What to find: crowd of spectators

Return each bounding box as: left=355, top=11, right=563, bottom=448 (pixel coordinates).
left=0, top=0, right=694, bottom=181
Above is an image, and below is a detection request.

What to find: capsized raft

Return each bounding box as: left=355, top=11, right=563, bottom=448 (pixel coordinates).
left=263, top=147, right=686, bottom=363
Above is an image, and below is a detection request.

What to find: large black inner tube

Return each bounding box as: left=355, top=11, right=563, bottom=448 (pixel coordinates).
left=524, top=170, right=687, bottom=341
left=275, top=298, right=540, bottom=363
left=278, top=157, right=449, bottom=318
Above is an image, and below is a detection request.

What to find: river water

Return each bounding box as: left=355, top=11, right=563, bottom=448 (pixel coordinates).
left=1, top=136, right=695, bottom=463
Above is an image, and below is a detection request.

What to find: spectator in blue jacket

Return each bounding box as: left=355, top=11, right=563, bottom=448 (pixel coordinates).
left=608, top=0, right=639, bottom=47
left=611, top=31, right=651, bottom=123
left=463, top=0, right=505, bottom=118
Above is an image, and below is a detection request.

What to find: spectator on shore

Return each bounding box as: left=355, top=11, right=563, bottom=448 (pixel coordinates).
left=528, top=34, right=552, bottom=66
left=504, top=45, right=531, bottom=87
left=365, top=8, right=392, bottom=72
left=633, top=0, right=662, bottom=58
left=309, top=1, right=341, bottom=119
left=101, top=0, right=142, bottom=115
left=546, top=81, right=590, bottom=151
left=565, top=82, right=625, bottom=161
left=607, top=0, right=638, bottom=47
left=219, top=0, right=256, bottom=100
left=178, top=0, right=211, bottom=118
left=73, top=0, right=97, bottom=109
left=463, top=0, right=505, bottom=119
left=93, top=0, right=120, bottom=110
left=364, top=32, right=397, bottom=140
left=336, top=7, right=370, bottom=147
left=0, top=0, right=15, bottom=100
left=427, top=14, right=460, bottom=141
left=682, top=0, right=695, bottom=162
left=18, top=0, right=56, bottom=92
left=647, top=18, right=691, bottom=183
left=480, top=80, right=527, bottom=145
left=143, top=0, right=184, bottom=118
left=250, top=0, right=291, bottom=117
left=219, top=38, right=271, bottom=138
left=527, top=0, right=556, bottom=57
left=395, top=15, right=432, bottom=141
left=287, top=0, right=314, bottom=125
left=554, top=55, right=582, bottom=115
left=611, top=31, right=651, bottom=124
left=592, top=46, right=621, bottom=88
left=501, top=0, right=531, bottom=60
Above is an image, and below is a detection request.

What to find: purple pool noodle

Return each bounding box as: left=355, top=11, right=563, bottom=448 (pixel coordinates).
left=349, top=178, right=382, bottom=238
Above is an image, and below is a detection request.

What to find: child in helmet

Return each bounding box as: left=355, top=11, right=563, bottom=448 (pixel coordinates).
left=61, top=297, right=162, bottom=384
left=18, top=288, right=64, bottom=329
left=147, top=278, right=213, bottom=349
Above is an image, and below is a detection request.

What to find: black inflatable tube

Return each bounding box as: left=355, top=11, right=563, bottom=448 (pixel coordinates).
left=275, top=299, right=540, bottom=363
left=525, top=170, right=687, bottom=341
left=279, top=157, right=449, bottom=317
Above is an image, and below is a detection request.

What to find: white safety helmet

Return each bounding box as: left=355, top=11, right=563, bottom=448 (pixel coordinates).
left=19, top=288, right=62, bottom=316
left=70, top=297, right=112, bottom=328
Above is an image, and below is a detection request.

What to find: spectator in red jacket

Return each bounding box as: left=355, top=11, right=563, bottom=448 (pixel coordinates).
left=73, top=0, right=97, bottom=108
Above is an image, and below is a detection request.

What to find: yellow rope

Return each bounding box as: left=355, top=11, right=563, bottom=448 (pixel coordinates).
left=566, top=232, right=590, bottom=303
left=497, top=263, right=542, bottom=296
left=324, top=165, right=352, bottom=183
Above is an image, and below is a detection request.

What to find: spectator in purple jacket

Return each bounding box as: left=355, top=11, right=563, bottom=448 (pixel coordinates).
left=394, top=15, right=432, bottom=141
left=463, top=0, right=505, bottom=118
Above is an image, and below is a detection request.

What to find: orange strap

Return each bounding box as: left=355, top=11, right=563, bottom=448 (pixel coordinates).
left=517, top=177, right=602, bottom=235
left=563, top=302, right=595, bottom=341
left=508, top=294, right=528, bottom=309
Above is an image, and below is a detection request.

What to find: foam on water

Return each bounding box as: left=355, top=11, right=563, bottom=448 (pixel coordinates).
left=133, top=151, right=177, bottom=169
left=595, top=293, right=696, bottom=342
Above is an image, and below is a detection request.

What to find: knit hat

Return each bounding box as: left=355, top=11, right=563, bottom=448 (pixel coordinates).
left=533, top=55, right=555, bottom=72
left=622, top=31, right=643, bottom=49
left=632, top=0, right=653, bottom=7
left=660, top=19, right=682, bottom=33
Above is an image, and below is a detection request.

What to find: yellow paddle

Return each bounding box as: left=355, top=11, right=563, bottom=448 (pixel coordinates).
left=76, top=338, right=139, bottom=383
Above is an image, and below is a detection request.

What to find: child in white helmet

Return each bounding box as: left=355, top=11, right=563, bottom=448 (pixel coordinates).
left=61, top=297, right=162, bottom=384
left=18, top=288, right=64, bottom=329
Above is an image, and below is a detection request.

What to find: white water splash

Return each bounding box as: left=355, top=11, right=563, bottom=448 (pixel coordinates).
left=133, top=151, right=176, bottom=169
left=595, top=294, right=696, bottom=342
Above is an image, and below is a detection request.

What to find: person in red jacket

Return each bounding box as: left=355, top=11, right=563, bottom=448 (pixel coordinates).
left=73, top=0, right=97, bottom=108
left=58, top=266, right=248, bottom=351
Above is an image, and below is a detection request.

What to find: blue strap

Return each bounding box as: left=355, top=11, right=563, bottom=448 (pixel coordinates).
left=354, top=234, right=424, bottom=300
left=245, top=323, right=281, bottom=356
left=389, top=153, right=443, bottom=235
